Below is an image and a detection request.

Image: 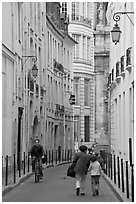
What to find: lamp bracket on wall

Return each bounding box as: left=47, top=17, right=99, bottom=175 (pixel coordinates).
left=113, top=12, right=134, bottom=26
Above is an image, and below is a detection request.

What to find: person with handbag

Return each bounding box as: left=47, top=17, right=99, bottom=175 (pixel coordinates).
left=73, top=145, right=91, bottom=196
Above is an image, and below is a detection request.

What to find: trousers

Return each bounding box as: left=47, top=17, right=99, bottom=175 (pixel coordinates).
left=76, top=173, right=86, bottom=193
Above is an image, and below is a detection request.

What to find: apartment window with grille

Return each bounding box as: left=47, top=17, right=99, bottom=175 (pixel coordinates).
left=83, top=36, right=86, bottom=59
left=84, top=116, right=90, bottom=142
left=72, top=2, right=75, bottom=20
left=48, top=32, right=49, bottom=64
left=116, top=62, right=120, bottom=77
left=82, top=2, right=85, bottom=17
left=87, top=2, right=91, bottom=19
left=62, top=2, right=67, bottom=15
left=121, top=56, right=125, bottom=72
left=18, top=3, right=22, bottom=42
left=112, top=69, right=114, bottom=81
left=87, top=37, right=91, bottom=60
left=75, top=35, right=79, bottom=59
left=50, top=35, right=52, bottom=66
left=73, top=78, right=79, bottom=105
left=126, top=47, right=132, bottom=66
left=84, top=79, right=89, bottom=106
left=72, top=34, right=76, bottom=58
left=76, top=2, right=79, bottom=20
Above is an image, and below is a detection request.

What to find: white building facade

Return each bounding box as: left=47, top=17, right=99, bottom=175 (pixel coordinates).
left=2, top=2, right=75, bottom=168
left=61, top=2, right=95, bottom=149
left=45, top=2, right=76, bottom=152
left=107, top=2, right=134, bottom=163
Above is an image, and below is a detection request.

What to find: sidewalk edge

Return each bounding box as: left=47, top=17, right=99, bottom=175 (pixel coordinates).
left=102, top=173, right=131, bottom=202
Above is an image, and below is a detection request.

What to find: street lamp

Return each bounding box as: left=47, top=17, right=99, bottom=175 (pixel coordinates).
left=22, top=56, right=38, bottom=78
left=111, top=12, right=134, bottom=45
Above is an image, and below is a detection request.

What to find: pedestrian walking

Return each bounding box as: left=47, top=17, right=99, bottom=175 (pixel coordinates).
left=73, top=145, right=91, bottom=196
left=95, top=152, right=104, bottom=170
left=88, top=155, right=102, bottom=196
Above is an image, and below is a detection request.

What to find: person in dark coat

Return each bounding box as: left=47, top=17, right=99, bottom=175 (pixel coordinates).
left=73, top=145, right=91, bottom=196
left=30, top=138, right=45, bottom=178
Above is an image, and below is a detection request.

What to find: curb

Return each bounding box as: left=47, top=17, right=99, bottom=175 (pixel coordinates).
left=2, top=172, right=34, bottom=196
left=102, top=173, right=132, bottom=202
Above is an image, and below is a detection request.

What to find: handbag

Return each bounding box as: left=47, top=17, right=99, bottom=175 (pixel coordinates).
left=67, top=163, right=76, bottom=178
left=42, top=154, right=47, bottom=164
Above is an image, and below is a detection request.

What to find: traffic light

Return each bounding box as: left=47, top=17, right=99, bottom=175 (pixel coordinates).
left=69, top=94, right=75, bottom=105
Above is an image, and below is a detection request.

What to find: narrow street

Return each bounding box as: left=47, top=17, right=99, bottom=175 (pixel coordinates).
left=3, top=163, right=120, bottom=202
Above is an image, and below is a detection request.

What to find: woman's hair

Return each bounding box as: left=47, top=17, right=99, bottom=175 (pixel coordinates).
left=91, top=156, right=97, bottom=162
left=79, top=145, right=87, bottom=152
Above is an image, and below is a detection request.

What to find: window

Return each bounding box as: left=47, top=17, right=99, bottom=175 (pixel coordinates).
left=83, top=36, right=86, bottom=59
left=84, top=79, right=89, bottom=106
left=121, top=56, right=125, bottom=72
left=116, top=62, right=119, bottom=77
left=87, top=37, right=91, bottom=60
left=62, top=2, right=67, bottom=15
left=74, top=78, right=79, bottom=105
left=112, top=69, right=114, bottom=81
left=75, top=35, right=79, bottom=58
left=84, top=116, right=90, bottom=142
left=72, top=2, right=75, bottom=20
left=18, top=3, right=22, bottom=42
left=126, top=47, right=132, bottom=66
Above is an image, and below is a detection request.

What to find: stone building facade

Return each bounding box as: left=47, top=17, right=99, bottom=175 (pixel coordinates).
left=94, top=2, right=110, bottom=151
left=61, top=2, right=95, bottom=150
left=107, top=2, right=134, bottom=162
left=2, top=2, right=75, bottom=167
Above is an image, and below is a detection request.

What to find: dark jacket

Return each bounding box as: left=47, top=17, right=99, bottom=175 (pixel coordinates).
left=73, top=152, right=91, bottom=175
left=30, top=144, right=44, bottom=158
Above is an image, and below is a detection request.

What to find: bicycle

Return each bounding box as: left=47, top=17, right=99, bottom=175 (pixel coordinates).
left=34, top=157, right=41, bottom=183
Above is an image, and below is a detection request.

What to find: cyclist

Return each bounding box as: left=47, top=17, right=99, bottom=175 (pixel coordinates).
left=30, top=138, right=45, bottom=179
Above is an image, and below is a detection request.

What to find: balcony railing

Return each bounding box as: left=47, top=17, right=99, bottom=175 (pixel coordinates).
left=74, top=57, right=92, bottom=66
left=71, top=14, right=92, bottom=27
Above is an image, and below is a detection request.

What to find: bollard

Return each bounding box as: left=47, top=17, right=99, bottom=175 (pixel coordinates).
left=131, top=164, right=134, bottom=202
left=62, top=150, right=64, bottom=162
left=19, top=152, right=21, bottom=178
left=65, top=149, right=66, bottom=161
left=111, top=154, right=113, bottom=180
left=49, top=150, right=50, bottom=164
left=14, top=154, right=16, bottom=183
left=56, top=150, right=57, bottom=164
left=126, top=161, right=129, bottom=198
left=52, top=150, right=54, bottom=164
left=117, top=156, right=120, bottom=188
left=28, top=152, right=30, bottom=173
left=108, top=153, right=110, bottom=178
left=46, top=150, right=48, bottom=165
left=5, top=155, right=8, bottom=186
left=114, top=155, right=116, bottom=184
left=105, top=153, right=108, bottom=175
left=121, top=159, right=124, bottom=192
left=23, top=152, right=25, bottom=175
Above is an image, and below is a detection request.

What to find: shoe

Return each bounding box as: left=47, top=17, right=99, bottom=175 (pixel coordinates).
left=76, top=188, right=80, bottom=196
left=92, top=193, right=96, bottom=196
left=81, top=192, right=85, bottom=195
left=95, top=189, right=99, bottom=195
